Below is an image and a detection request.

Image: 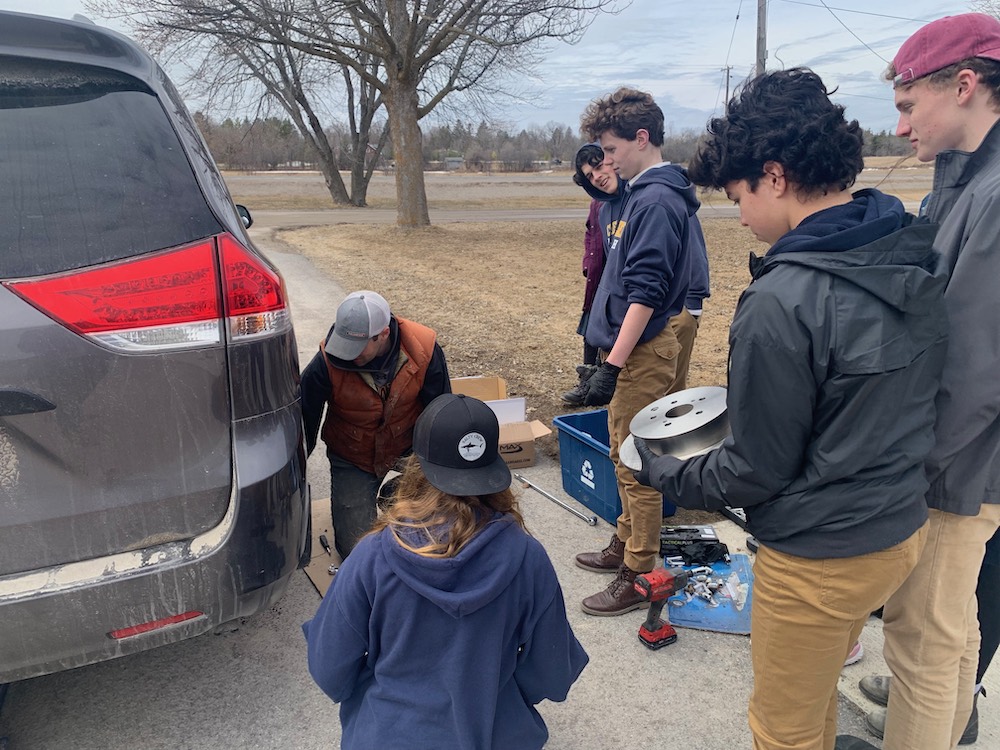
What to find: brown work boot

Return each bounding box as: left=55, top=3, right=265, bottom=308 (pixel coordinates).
left=575, top=534, right=625, bottom=572
left=581, top=564, right=650, bottom=616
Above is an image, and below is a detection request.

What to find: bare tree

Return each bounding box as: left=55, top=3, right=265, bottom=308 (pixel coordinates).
left=91, top=0, right=387, bottom=207
left=974, top=1, right=998, bottom=17
left=89, top=0, right=621, bottom=226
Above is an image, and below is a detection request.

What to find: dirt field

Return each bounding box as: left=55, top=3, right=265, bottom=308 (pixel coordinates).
left=229, top=161, right=934, bottom=524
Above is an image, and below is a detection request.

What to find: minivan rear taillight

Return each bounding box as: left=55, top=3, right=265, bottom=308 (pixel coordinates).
left=219, top=233, right=291, bottom=342
left=4, top=233, right=290, bottom=351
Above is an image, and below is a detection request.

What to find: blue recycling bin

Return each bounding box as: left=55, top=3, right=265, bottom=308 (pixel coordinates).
left=553, top=409, right=676, bottom=525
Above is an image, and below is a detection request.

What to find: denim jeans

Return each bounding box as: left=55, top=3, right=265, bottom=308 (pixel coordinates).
left=328, top=451, right=381, bottom=559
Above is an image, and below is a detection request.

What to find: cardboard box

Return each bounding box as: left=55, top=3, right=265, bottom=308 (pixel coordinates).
left=450, top=376, right=551, bottom=468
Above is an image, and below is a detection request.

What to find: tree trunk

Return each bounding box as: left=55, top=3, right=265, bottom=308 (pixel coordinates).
left=384, top=81, right=429, bottom=227
left=307, top=135, right=351, bottom=205
left=349, top=147, right=368, bottom=207
left=317, top=157, right=351, bottom=205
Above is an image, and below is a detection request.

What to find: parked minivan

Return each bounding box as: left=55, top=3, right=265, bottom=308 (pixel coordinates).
left=0, top=11, right=309, bottom=683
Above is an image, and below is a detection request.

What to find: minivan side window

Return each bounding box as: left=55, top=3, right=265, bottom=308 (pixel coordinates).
left=0, top=57, right=221, bottom=278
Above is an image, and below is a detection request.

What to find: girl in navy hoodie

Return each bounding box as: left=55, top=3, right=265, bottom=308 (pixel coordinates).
left=304, top=393, right=588, bottom=749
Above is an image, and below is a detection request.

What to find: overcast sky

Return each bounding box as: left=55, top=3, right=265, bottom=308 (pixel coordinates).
left=7, top=0, right=973, bottom=133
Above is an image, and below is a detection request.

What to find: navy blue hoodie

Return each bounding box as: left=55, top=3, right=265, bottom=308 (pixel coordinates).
left=303, top=513, right=588, bottom=749
left=577, top=154, right=710, bottom=317
left=585, top=163, right=700, bottom=350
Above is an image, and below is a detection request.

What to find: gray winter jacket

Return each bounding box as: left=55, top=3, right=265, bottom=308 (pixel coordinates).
left=922, top=120, right=1000, bottom=515
left=645, top=190, right=947, bottom=559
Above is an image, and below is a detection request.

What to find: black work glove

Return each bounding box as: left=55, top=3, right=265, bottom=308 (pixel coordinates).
left=583, top=362, right=621, bottom=406
left=631, top=436, right=657, bottom=488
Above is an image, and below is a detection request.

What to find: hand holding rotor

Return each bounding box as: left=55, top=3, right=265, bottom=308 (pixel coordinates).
left=631, top=436, right=657, bottom=488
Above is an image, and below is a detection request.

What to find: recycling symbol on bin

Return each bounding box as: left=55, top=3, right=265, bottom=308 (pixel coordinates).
left=580, top=459, right=596, bottom=490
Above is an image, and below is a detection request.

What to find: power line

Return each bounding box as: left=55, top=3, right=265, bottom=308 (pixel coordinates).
left=717, top=1, right=745, bottom=113
left=817, top=0, right=890, bottom=64
left=724, top=0, right=745, bottom=67
left=833, top=91, right=894, bottom=101
left=777, top=0, right=937, bottom=24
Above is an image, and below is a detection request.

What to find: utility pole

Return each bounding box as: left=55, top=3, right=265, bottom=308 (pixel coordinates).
left=756, top=0, right=767, bottom=76
left=722, top=65, right=733, bottom=106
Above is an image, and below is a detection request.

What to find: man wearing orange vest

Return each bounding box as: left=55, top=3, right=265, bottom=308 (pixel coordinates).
left=301, top=291, right=451, bottom=558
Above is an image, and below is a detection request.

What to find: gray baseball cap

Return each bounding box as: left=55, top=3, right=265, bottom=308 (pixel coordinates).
left=325, top=291, right=391, bottom=360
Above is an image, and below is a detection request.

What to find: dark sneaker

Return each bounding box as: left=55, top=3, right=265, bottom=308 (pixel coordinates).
left=575, top=534, right=625, bottom=572
left=560, top=364, right=598, bottom=405
left=859, top=674, right=890, bottom=706
left=865, top=703, right=978, bottom=745
left=560, top=380, right=590, bottom=406
left=864, top=708, right=886, bottom=740
left=581, top=564, right=649, bottom=616
left=834, top=737, right=878, bottom=750
left=963, top=696, right=979, bottom=745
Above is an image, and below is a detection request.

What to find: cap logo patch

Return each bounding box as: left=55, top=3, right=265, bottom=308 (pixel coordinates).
left=458, top=432, right=487, bottom=461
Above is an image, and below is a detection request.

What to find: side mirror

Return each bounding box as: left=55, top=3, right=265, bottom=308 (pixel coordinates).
left=235, top=204, right=253, bottom=229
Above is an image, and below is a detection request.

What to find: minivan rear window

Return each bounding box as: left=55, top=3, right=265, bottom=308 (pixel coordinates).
left=0, top=57, right=222, bottom=278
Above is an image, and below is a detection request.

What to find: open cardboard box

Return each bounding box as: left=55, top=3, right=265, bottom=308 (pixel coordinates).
left=450, top=376, right=551, bottom=468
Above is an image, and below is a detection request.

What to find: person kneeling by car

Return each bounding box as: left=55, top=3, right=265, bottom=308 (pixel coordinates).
left=300, top=290, right=451, bottom=559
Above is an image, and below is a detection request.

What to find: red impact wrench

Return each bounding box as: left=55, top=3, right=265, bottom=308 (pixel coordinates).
left=634, top=567, right=691, bottom=649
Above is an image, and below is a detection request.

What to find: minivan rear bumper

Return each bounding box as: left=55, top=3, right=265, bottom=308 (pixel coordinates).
left=0, top=404, right=308, bottom=684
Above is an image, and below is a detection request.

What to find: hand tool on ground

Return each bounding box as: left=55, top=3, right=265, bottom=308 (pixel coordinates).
left=634, top=567, right=691, bottom=649
left=513, top=472, right=598, bottom=525
left=319, top=534, right=332, bottom=556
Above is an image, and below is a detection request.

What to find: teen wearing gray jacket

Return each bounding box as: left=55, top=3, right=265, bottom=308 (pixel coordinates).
left=838, top=13, right=1000, bottom=750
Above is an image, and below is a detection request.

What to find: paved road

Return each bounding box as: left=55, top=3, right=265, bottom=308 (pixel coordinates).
left=247, top=198, right=926, bottom=229
left=249, top=207, right=597, bottom=227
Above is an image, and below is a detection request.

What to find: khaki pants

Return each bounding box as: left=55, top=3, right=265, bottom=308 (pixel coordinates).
left=669, top=308, right=698, bottom=392
left=606, top=317, right=692, bottom=572
left=882, top=504, right=1000, bottom=750
left=749, top=526, right=926, bottom=750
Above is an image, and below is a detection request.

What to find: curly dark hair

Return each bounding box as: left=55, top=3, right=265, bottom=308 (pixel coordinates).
left=580, top=87, right=665, bottom=146
left=572, top=143, right=604, bottom=186
left=688, top=67, right=864, bottom=196
left=885, top=57, right=1000, bottom=110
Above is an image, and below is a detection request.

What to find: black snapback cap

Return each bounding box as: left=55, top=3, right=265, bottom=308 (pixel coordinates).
left=413, top=394, right=512, bottom=496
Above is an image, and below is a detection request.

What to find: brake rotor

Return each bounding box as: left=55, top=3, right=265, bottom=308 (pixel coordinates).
left=620, top=386, right=729, bottom=470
